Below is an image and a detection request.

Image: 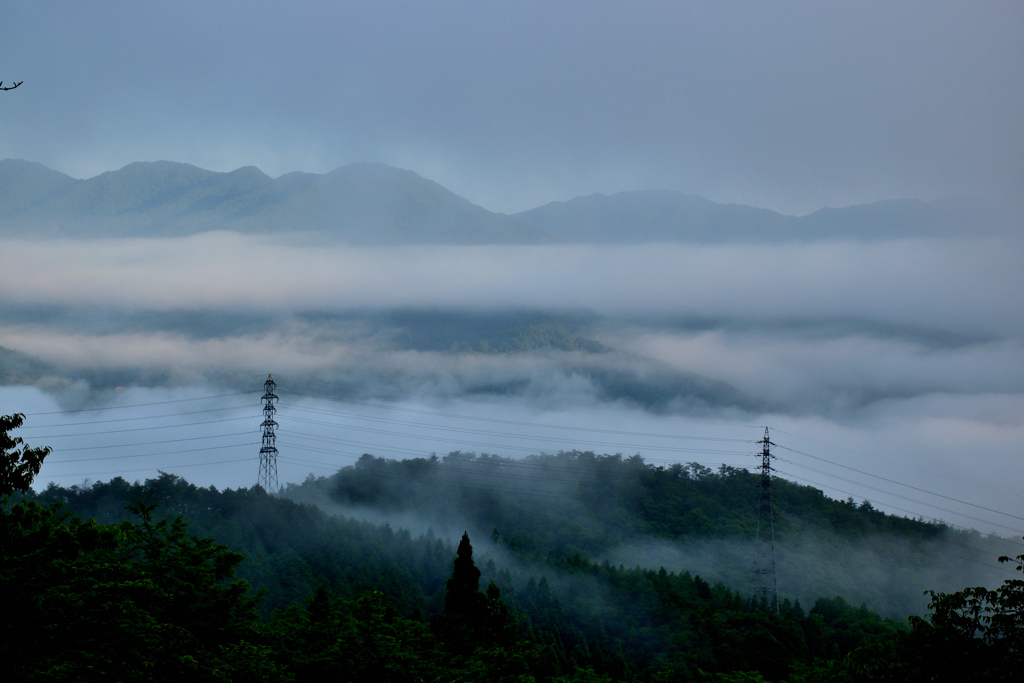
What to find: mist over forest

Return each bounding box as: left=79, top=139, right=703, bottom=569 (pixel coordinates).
left=277, top=450, right=1018, bottom=617
left=2, top=4, right=1022, bottom=676
left=1, top=163, right=1022, bottom=539
left=1, top=171, right=1021, bottom=645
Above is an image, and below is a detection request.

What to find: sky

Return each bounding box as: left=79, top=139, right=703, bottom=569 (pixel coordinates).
left=0, top=3, right=1022, bottom=541
left=1, top=1, right=1022, bottom=214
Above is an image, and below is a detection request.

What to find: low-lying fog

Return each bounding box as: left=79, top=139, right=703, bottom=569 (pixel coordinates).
left=1, top=233, right=1022, bottom=538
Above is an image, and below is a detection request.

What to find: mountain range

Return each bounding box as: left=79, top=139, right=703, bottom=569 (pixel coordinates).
left=0, top=159, right=1004, bottom=244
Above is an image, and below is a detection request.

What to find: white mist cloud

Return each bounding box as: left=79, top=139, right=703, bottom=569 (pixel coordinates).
left=608, top=330, right=1024, bottom=413
left=1, top=234, right=1021, bottom=338
left=1, top=234, right=1022, bottom=537
left=1, top=233, right=1022, bottom=418
left=0, top=327, right=366, bottom=375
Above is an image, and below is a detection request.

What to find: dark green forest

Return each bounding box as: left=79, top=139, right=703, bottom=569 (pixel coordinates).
left=283, top=451, right=1014, bottom=617
left=2, top=414, right=1021, bottom=680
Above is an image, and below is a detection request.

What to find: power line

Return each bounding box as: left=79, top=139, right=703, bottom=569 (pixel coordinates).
left=769, top=425, right=1024, bottom=502
left=15, top=404, right=258, bottom=429
left=775, top=459, right=1023, bottom=534
left=43, top=457, right=257, bottom=479
left=41, top=431, right=256, bottom=452
left=279, top=392, right=751, bottom=443
left=44, top=441, right=261, bottom=465
left=772, top=467, right=1024, bottom=552
left=776, top=444, right=1024, bottom=523
left=25, top=387, right=1016, bottom=526
left=278, top=416, right=752, bottom=457
left=22, top=415, right=257, bottom=438
left=22, top=391, right=251, bottom=416
left=16, top=380, right=1019, bottom=549
left=277, top=404, right=753, bottom=452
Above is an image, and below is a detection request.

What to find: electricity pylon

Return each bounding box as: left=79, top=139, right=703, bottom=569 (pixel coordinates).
left=749, top=426, right=779, bottom=613
left=258, top=374, right=279, bottom=492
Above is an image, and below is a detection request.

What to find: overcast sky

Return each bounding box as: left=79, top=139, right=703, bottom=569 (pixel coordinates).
left=1, top=1, right=1021, bottom=214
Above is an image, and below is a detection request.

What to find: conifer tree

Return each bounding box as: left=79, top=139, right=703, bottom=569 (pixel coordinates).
left=435, top=531, right=515, bottom=656
left=446, top=532, right=484, bottom=621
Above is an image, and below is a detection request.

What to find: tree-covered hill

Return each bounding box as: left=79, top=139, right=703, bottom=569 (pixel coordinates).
left=21, top=472, right=910, bottom=681
left=281, top=451, right=1015, bottom=617
left=14, top=465, right=1021, bottom=680
left=29, top=450, right=1015, bottom=620
left=5, top=413, right=1020, bottom=679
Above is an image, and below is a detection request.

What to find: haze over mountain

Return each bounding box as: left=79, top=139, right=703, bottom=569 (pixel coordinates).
left=519, top=190, right=1004, bottom=243
left=0, top=159, right=1002, bottom=244
left=0, top=159, right=540, bottom=244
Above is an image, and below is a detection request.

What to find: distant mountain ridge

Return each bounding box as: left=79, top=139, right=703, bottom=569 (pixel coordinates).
left=0, top=159, right=541, bottom=244
left=517, top=190, right=1002, bottom=242
left=0, top=159, right=1002, bottom=244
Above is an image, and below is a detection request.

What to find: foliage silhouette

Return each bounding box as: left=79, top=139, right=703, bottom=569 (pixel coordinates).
left=0, top=412, right=51, bottom=496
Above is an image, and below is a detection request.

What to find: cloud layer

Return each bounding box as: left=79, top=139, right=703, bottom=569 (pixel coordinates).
left=2, top=233, right=1021, bottom=337
left=1, top=233, right=1021, bottom=533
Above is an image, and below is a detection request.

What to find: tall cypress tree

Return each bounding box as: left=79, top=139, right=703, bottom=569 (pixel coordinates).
left=435, top=532, right=514, bottom=656
left=445, top=532, right=483, bottom=621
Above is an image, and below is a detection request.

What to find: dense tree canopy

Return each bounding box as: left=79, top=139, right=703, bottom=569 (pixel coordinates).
left=2, top=415, right=1020, bottom=680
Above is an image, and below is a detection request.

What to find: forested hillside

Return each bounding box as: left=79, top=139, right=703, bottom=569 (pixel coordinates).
left=8, top=463, right=1020, bottom=680
left=12, top=470, right=896, bottom=680
left=0, top=403, right=1018, bottom=681
left=282, top=451, right=1015, bottom=617
left=20, top=449, right=1017, bottom=620
left=3, top=412, right=1020, bottom=680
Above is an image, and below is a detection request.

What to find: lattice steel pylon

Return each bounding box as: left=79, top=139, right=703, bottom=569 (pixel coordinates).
left=749, top=426, right=779, bottom=613
left=258, top=374, right=279, bottom=492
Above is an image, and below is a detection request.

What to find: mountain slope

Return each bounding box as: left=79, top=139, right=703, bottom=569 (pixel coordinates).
left=0, top=159, right=1002, bottom=243
left=0, top=160, right=542, bottom=244
left=514, top=190, right=791, bottom=242
left=229, top=162, right=542, bottom=244
left=0, top=159, right=79, bottom=218
left=515, top=189, right=1003, bottom=242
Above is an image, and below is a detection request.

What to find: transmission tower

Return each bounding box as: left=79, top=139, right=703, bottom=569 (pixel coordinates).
left=749, top=426, right=779, bottom=613
left=258, top=374, right=279, bottom=492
